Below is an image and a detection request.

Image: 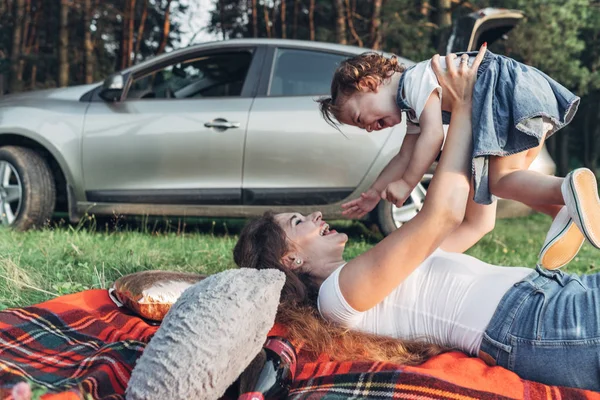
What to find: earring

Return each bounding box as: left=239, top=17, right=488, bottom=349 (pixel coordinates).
left=295, top=259, right=302, bottom=265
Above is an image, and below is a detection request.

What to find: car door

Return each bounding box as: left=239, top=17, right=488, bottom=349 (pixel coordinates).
left=81, top=46, right=264, bottom=205
left=242, top=46, right=394, bottom=206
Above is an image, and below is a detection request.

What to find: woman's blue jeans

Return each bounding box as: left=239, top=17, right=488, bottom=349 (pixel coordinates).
left=479, top=265, right=600, bottom=390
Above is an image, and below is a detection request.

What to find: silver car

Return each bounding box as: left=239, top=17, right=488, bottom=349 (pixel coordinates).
left=0, top=9, right=555, bottom=234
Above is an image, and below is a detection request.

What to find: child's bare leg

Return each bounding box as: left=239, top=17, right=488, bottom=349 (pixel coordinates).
left=529, top=204, right=563, bottom=218
left=489, top=139, right=564, bottom=213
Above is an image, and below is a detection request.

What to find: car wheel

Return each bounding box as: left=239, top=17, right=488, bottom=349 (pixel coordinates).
left=0, top=146, right=56, bottom=231
left=375, top=174, right=432, bottom=236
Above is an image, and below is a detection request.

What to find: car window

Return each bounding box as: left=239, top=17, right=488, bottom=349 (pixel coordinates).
left=127, top=51, right=253, bottom=100
left=269, top=49, right=347, bottom=96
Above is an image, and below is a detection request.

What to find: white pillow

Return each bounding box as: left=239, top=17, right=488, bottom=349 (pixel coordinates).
left=125, top=268, right=285, bottom=400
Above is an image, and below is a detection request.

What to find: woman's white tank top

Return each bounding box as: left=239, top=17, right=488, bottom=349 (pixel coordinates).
left=317, top=248, right=531, bottom=355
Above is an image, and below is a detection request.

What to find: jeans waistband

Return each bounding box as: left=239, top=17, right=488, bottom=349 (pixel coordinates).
left=478, top=266, right=569, bottom=362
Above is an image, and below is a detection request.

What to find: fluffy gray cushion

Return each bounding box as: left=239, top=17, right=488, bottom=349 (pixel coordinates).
left=126, top=268, right=285, bottom=400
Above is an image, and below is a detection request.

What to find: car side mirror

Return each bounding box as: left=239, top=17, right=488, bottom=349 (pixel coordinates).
left=99, top=72, right=132, bottom=102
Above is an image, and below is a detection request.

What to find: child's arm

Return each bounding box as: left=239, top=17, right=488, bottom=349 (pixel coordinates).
left=341, top=133, right=418, bottom=219
left=371, top=133, right=418, bottom=193
left=381, top=94, right=445, bottom=206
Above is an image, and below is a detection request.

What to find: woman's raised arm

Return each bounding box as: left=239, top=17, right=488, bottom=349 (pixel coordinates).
left=339, top=46, right=487, bottom=312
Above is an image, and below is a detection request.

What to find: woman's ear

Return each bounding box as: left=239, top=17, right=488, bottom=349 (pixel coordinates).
left=282, top=254, right=303, bottom=270
left=357, top=76, right=380, bottom=92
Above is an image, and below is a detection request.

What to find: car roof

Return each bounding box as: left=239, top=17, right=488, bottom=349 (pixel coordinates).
left=128, top=38, right=415, bottom=73
left=207, top=38, right=402, bottom=57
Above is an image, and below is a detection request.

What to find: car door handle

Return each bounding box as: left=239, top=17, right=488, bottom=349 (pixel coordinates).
left=204, top=118, right=240, bottom=130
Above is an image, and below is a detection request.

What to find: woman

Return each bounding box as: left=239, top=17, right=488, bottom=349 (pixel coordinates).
left=234, top=46, right=600, bottom=391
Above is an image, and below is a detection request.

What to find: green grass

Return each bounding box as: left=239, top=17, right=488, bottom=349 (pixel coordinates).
left=0, top=213, right=598, bottom=310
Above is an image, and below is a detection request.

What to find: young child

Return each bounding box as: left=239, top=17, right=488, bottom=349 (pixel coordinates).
left=319, top=45, right=600, bottom=267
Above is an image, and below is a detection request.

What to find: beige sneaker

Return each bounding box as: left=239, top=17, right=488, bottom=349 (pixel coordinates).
left=538, top=206, right=584, bottom=270
left=562, top=168, right=600, bottom=249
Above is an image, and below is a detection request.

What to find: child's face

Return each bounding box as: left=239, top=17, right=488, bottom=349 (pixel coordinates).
left=337, top=86, right=402, bottom=132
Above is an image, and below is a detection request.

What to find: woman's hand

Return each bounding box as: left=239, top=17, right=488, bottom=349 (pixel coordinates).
left=431, top=43, right=487, bottom=109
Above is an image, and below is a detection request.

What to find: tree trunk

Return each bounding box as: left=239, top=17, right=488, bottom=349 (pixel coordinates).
left=263, top=2, right=271, bottom=38
left=0, top=0, right=6, bottom=60
left=74, top=46, right=82, bottom=83
left=369, top=0, right=382, bottom=49
left=16, top=0, right=31, bottom=82
left=280, top=0, right=286, bottom=38
left=134, top=0, right=148, bottom=63
left=83, top=0, right=94, bottom=83
left=10, top=0, right=25, bottom=92
left=119, top=0, right=135, bottom=68
left=251, top=0, right=257, bottom=37
left=92, top=0, right=102, bottom=61
left=308, top=0, right=315, bottom=40
left=334, top=0, right=346, bottom=44
left=21, top=0, right=30, bottom=53
left=263, top=1, right=272, bottom=38
left=28, top=2, right=40, bottom=90
left=344, top=0, right=362, bottom=47
left=29, top=35, right=40, bottom=90
left=126, top=0, right=135, bottom=67
left=436, top=0, right=451, bottom=28
left=58, top=0, right=69, bottom=87
left=30, top=66, right=37, bottom=90
left=120, top=1, right=129, bottom=69
left=44, top=2, right=54, bottom=87
left=25, top=0, right=39, bottom=51
left=292, top=0, right=299, bottom=38
left=219, top=0, right=226, bottom=39
left=271, top=0, right=278, bottom=37
left=156, top=0, right=172, bottom=54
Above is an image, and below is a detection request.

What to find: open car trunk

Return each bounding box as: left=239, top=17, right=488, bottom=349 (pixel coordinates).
left=443, top=7, right=524, bottom=53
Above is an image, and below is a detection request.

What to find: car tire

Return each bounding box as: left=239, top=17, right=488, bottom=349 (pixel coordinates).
left=375, top=174, right=432, bottom=236
left=0, top=146, right=56, bottom=231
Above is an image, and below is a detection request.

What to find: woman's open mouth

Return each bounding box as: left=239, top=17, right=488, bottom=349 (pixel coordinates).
left=319, top=223, right=337, bottom=236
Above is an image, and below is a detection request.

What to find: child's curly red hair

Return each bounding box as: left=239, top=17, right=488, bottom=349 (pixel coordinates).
left=318, top=52, right=405, bottom=127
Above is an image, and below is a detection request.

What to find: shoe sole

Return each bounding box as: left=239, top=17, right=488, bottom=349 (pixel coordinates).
left=539, top=219, right=584, bottom=270
left=566, top=169, right=600, bottom=249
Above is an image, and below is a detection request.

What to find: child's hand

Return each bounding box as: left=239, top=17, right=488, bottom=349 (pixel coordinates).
left=381, top=180, right=413, bottom=207
left=341, top=188, right=381, bottom=219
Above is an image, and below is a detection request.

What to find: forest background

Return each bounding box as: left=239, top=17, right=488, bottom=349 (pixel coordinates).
left=1, top=0, right=599, bottom=173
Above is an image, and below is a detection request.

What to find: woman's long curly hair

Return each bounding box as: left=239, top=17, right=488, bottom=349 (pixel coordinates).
left=317, top=52, right=405, bottom=128
left=233, top=212, right=446, bottom=365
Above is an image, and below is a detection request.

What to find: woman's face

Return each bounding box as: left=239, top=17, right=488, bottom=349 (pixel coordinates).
left=275, top=212, right=347, bottom=277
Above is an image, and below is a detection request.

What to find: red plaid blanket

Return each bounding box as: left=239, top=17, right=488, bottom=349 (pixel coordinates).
left=0, top=290, right=599, bottom=400
left=0, top=290, right=158, bottom=399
